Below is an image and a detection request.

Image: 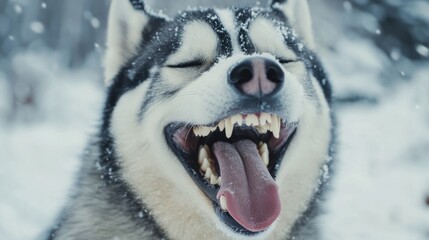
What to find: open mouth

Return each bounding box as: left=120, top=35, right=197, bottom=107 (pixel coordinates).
left=164, top=113, right=298, bottom=235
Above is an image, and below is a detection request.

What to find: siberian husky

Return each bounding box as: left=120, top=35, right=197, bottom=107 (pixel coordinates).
left=48, top=0, right=334, bottom=239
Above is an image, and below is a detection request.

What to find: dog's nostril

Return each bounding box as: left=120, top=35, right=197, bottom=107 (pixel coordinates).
left=231, top=66, right=253, bottom=84
left=266, top=66, right=283, bottom=83
left=239, top=67, right=253, bottom=83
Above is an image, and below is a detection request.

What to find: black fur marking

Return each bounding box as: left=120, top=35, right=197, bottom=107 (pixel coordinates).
left=203, top=10, right=234, bottom=58
left=306, top=53, right=332, bottom=104
left=140, top=16, right=169, bottom=50
left=234, top=8, right=256, bottom=54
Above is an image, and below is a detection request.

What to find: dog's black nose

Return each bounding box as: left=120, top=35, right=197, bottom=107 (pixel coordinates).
left=228, top=57, right=284, bottom=98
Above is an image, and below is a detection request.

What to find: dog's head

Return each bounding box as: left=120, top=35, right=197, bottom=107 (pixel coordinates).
left=103, top=0, right=332, bottom=238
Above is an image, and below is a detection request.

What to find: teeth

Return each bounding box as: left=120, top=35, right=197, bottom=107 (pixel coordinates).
left=220, top=195, right=228, bottom=211
left=210, top=174, right=218, bottom=185
left=256, top=125, right=269, bottom=134
left=192, top=127, right=199, bottom=136
left=193, top=113, right=282, bottom=172
left=193, top=113, right=282, bottom=138
left=205, top=167, right=213, bottom=179
left=225, top=118, right=234, bottom=138
left=259, top=113, right=271, bottom=126
left=193, top=126, right=216, bottom=137
left=231, top=115, right=243, bottom=126
left=262, top=152, right=269, bottom=166
left=218, top=120, right=225, bottom=131
left=198, top=146, right=208, bottom=165
left=259, top=143, right=268, bottom=155
left=259, top=143, right=269, bottom=166
left=217, top=177, right=222, bottom=186
left=245, top=114, right=259, bottom=126
left=197, top=145, right=221, bottom=186
left=271, top=116, right=281, bottom=138
left=200, top=157, right=210, bottom=172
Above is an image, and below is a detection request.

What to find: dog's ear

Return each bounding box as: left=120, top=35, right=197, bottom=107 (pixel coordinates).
left=104, top=0, right=164, bottom=86
left=269, top=0, right=315, bottom=49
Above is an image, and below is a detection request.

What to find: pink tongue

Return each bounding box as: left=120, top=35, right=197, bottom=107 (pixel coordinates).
left=212, top=140, right=281, bottom=232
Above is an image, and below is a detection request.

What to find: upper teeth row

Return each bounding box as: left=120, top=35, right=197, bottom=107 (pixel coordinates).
left=193, top=113, right=282, bottom=139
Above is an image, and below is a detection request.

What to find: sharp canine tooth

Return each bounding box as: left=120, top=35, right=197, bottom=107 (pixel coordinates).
left=218, top=120, right=225, bottom=131
left=220, top=195, right=228, bottom=211
left=217, top=177, right=222, bottom=186
left=271, top=115, right=280, bottom=138
left=201, top=158, right=210, bottom=172
left=198, top=146, right=208, bottom=165
left=225, top=118, right=233, bottom=138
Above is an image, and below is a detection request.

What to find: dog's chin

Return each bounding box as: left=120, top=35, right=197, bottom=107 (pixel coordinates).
left=164, top=112, right=298, bottom=235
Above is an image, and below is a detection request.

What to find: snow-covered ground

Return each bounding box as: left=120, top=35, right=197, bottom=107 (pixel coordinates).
left=322, top=58, right=429, bottom=239
left=0, top=52, right=104, bottom=239
left=1, top=4, right=429, bottom=240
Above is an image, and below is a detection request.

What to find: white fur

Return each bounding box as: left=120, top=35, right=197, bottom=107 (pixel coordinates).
left=162, top=21, right=218, bottom=87
left=248, top=18, right=298, bottom=60
left=273, top=0, right=315, bottom=49
left=105, top=0, right=149, bottom=86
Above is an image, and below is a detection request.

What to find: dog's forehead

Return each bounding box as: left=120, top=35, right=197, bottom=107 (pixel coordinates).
left=159, top=7, right=291, bottom=57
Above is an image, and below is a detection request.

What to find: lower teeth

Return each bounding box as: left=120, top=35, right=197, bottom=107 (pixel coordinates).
left=197, top=143, right=270, bottom=186
left=219, top=195, right=228, bottom=211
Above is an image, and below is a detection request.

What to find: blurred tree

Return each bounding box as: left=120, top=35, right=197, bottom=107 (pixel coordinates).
left=338, top=0, right=429, bottom=61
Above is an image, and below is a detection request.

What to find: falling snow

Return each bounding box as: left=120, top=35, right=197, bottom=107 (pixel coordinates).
left=91, top=18, right=100, bottom=29
left=0, top=1, right=428, bottom=240
left=14, top=4, right=22, bottom=14
left=416, top=44, right=429, bottom=57
left=30, top=21, right=45, bottom=34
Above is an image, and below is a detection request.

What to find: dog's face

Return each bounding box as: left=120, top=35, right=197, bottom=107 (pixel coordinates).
left=104, top=0, right=332, bottom=239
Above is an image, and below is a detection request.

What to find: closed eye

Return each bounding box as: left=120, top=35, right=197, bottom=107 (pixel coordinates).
left=278, top=59, right=298, bottom=64
left=166, top=59, right=205, bottom=69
